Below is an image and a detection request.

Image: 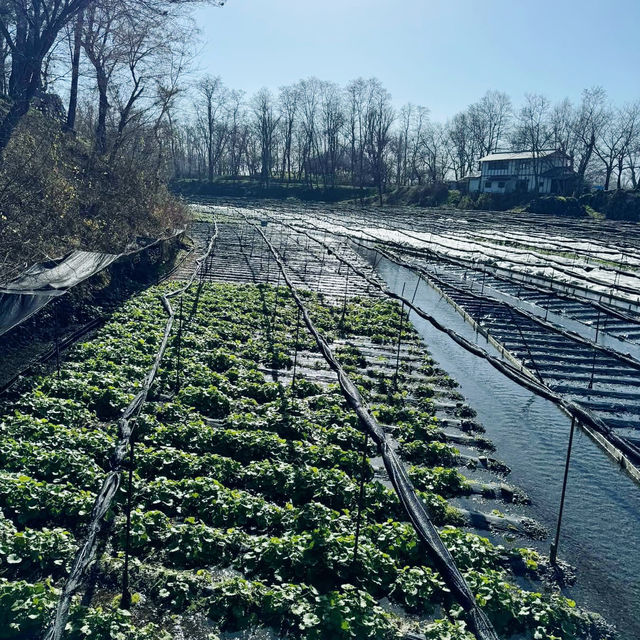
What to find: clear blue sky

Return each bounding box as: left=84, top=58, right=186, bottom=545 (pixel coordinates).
left=193, top=0, right=640, bottom=120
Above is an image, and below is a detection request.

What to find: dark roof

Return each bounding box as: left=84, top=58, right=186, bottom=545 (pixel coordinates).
left=479, top=149, right=569, bottom=162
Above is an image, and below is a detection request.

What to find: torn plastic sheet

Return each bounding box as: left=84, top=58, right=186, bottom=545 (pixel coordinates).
left=0, top=231, right=184, bottom=337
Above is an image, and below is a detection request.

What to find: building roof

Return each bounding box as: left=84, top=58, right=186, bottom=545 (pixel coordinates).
left=478, top=149, right=568, bottom=163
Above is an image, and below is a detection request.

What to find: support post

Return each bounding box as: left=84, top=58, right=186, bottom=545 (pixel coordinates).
left=588, top=311, right=599, bottom=390
left=120, top=434, right=135, bottom=609
left=55, top=300, right=61, bottom=379
left=340, top=270, right=350, bottom=330
left=291, top=306, right=301, bottom=391
left=352, top=430, right=369, bottom=565
left=550, top=415, right=576, bottom=565
left=175, top=298, right=183, bottom=392
left=393, top=283, right=406, bottom=391
left=594, top=307, right=601, bottom=344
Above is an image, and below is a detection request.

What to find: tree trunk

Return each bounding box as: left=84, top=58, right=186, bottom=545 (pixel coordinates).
left=616, top=157, right=624, bottom=190
left=207, top=103, right=214, bottom=182
left=93, top=64, right=109, bottom=155
left=574, top=134, right=596, bottom=195
left=0, top=53, right=40, bottom=154
left=66, top=11, right=84, bottom=130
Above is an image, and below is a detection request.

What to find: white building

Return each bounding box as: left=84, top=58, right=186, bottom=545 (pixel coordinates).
left=473, top=150, right=574, bottom=195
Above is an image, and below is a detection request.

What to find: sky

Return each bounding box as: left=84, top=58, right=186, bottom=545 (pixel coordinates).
left=193, top=0, right=640, bottom=121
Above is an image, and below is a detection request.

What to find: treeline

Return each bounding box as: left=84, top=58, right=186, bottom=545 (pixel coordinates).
left=174, top=78, right=640, bottom=197
left=0, top=0, right=223, bottom=281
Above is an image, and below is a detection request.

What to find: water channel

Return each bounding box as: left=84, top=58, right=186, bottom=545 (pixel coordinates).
left=369, top=253, right=640, bottom=640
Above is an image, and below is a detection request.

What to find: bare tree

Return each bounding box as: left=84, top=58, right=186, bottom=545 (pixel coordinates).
left=225, top=89, right=247, bottom=178
left=318, top=80, right=344, bottom=188
left=66, top=9, right=85, bottom=130
left=549, top=98, right=576, bottom=161
left=513, top=93, right=552, bottom=194
left=595, top=106, right=628, bottom=190
left=197, top=75, right=228, bottom=182
left=615, top=102, right=640, bottom=189
left=0, top=0, right=92, bottom=152
left=277, top=84, right=298, bottom=182
left=407, top=105, right=429, bottom=183
left=469, top=90, right=512, bottom=157
left=0, top=0, right=223, bottom=155
left=345, top=77, right=368, bottom=194
left=573, top=86, right=607, bottom=193
left=622, top=102, right=640, bottom=189
left=363, top=79, right=394, bottom=204
left=251, top=87, right=280, bottom=187
left=296, top=77, right=322, bottom=185
left=422, top=122, right=447, bottom=183
left=446, top=111, right=476, bottom=179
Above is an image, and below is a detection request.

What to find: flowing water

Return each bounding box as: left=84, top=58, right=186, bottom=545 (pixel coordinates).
left=371, top=254, right=640, bottom=640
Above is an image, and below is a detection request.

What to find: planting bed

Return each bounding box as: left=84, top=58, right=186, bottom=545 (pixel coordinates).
left=255, top=204, right=640, bottom=477
left=0, top=212, right=615, bottom=639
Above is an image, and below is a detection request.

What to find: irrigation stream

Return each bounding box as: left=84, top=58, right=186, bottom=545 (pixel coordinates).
left=370, top=253, right=640, bottom=640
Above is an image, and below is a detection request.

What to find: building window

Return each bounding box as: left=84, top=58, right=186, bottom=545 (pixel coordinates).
left=498, top=182, right=505, bottom=188
left=491, top=161, right=508, bottom=170
left=539, top=181, right=544, bottom=188
left=485, top=182, right=492, bottom=188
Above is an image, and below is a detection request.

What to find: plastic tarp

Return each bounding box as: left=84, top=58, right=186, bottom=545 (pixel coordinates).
left=0, top=251, right=119, bottom=336
left=0, top=232, right=184, bottom=337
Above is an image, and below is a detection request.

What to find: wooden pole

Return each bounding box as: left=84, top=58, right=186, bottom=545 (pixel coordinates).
left=550, top=415, right=576, bottom=565
left=291, top=306, right=301, bottom=391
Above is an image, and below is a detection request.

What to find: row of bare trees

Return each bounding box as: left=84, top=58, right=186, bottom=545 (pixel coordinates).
left=0, top=2, right=636, bottom=195
left=0, top=0, right=224, bottom=161
left=175, top=78, right=640, bottom=193
left=172, top=76, right=396, bottom=199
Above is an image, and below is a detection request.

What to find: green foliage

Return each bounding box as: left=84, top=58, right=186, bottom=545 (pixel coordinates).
left=391, top=566, right=446, bottom=612
left=0, top=518, right=75, bottom=578
left=580, top=189, right=640, bottom=221
left=526, top=196, right=586, bottom=218
left=408, top=466, right=470, bottom=497
left=466, top=569, right=584, bottom=639
left=206, top=577, right=396, bottom=639
left=446, top=189, right=463, bottom=206
left=0, top=473, right=94, bottom=527
left=178, top=384, right=231, bottom=418
left=421, top=619, right=475, bottom=640
left=0, top=579, right=168, bottom=640
left=399, top=439, right=460, bottom=467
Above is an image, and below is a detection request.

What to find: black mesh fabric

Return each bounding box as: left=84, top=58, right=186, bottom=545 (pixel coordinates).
left=0, top=232, right=184, bottom=337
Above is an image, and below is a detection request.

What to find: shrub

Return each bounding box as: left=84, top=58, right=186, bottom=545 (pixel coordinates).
left=526, top=196, right=586, bottom=217
left=447, top=189, right=462, bottom=206
left=580, top=189, right=640, bottom=221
